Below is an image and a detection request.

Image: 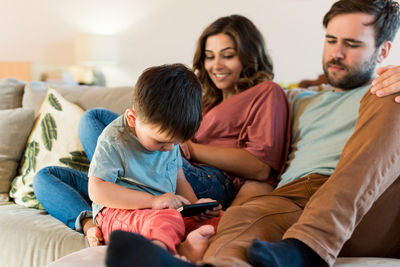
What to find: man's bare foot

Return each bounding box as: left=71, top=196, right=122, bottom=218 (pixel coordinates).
left=82, top=218, right=104, bottom=247
left=177, top=225, right=215, bottom=262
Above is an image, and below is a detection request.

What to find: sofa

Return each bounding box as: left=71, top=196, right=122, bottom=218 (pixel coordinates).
left=0, top=77, right=399, bottom=267
left=0, top=78, right=132, bottom=267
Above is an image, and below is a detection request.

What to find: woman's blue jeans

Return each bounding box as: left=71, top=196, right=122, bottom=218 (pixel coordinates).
left=33, top=166, right=90, bottom=230
left=33, top=108, right=235, bottom=230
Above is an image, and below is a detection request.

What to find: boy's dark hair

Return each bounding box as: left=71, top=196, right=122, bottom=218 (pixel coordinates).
left=132, top=63, right=202, bottom=141
left=323, top=0, right=400, bottom=48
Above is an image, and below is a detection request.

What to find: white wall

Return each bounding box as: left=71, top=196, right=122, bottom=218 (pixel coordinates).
left=0, top=0, right=399, bottom=86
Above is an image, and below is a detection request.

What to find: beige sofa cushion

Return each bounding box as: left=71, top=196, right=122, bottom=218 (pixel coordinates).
left=0, top=202, right=88, bottom=267
left=0, top=78, right=26, bottom=109
left=45, top=246, right=400, bottom=267
left=0, top=108, right=35, bottom=201
left=46, top=246, right=106, bottom=267
left=22, top=81, right=133, bottom=116
left=10, top=88, right=88, bottom=208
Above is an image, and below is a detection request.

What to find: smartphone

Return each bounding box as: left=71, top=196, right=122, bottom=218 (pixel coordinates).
left=177, top=201, right=219, bottom=217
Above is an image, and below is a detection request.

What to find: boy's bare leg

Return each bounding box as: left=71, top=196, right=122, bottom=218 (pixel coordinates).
left=82, top=217, right=104, bottom=247
left=177, top=225, right=215, bottom=262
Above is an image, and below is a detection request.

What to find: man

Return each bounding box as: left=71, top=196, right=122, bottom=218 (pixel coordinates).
left=104, top=1, right=400, bottom=266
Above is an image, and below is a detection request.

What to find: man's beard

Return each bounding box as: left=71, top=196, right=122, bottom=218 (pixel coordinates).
left=323, top=51, right=378, bottom=90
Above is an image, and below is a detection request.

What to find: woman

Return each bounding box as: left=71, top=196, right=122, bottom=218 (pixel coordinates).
left=33, top=14, right=290, bottom=246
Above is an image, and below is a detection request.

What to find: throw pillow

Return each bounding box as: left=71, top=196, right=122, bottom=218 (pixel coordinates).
left=22, top=82, right=132, bottom=116
left=0, top=78, right=26, bottom=110
left=9, top=88, right=90, bottom=208
left=0, top=108, right=35, bottom=201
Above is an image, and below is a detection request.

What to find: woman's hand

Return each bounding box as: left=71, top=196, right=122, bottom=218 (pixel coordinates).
left=371, top=65, right=400, bottom=103
left=179, top=142, right=191, bottom=159
left=192, top=198, right=222, bottom=221
left=152, top=192, right=190, bottom=210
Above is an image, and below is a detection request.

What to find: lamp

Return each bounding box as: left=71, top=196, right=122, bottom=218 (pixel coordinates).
left=73, top=33, right=119, bottom=85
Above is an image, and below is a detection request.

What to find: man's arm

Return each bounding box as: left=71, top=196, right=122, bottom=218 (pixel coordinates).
left=370, top=65, right=400, bottom=103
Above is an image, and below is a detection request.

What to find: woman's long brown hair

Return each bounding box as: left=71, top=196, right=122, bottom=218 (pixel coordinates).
left=193, top=15, right=274, bottom=110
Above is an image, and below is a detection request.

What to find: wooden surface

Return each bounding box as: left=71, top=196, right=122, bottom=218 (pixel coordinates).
left=0, top=61, right=31, bottom=81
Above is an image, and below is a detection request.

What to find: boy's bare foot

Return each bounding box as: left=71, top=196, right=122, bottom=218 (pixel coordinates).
left=177, top=225, right=215, bottom=262
left=86, top=226, right=104, bottom=247
left=82, top=218, right=104, bottom=247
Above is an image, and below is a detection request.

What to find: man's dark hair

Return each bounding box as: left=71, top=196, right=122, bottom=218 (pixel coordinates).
left=132, top=63, right=202, bottom=141
left=323, top=0, right=400, bottom=47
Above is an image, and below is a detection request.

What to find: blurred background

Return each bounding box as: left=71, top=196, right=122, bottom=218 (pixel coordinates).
left=0, top=0, right=399, bottom=87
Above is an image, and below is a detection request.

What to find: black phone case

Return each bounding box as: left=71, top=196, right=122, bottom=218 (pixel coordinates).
left=177, top=202, right=219, bottom=217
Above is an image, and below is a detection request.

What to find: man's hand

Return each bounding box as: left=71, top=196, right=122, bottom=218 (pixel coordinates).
left=152, top=192, right=190, bottom=210
left=371, top=65, right=400, bottom=103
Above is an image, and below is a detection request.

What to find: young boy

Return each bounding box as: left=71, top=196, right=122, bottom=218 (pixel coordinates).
left=88, top=63, right=222, bottom=261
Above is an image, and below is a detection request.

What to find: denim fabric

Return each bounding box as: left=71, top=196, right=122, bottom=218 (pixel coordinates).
left=182, top=158, right=235, bottom=210
left=33, top=166, right=91, bottom=230
left=78, top=108, right=119, bottom=161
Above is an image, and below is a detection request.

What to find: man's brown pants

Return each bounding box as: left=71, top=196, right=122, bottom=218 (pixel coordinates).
left=202, top=91, right=400, bottom=266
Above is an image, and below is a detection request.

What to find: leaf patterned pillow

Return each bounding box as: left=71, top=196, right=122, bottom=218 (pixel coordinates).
left=9, top=88, right=89, bottom=209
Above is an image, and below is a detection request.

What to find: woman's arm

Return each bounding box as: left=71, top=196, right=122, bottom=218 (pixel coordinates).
left=186, top=141, right=271, bottom=181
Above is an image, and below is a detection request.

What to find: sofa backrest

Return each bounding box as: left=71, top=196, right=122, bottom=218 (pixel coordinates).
left=0, top=78, right=133, bottom=202
left=23, top=82, right=133, bottom=116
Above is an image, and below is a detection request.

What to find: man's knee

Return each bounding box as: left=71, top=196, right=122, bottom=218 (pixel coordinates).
left=204, top=196, right=302, bottom=261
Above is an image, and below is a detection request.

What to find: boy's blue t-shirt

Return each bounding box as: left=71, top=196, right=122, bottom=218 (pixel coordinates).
left=88, top=114, right=183, bottom=219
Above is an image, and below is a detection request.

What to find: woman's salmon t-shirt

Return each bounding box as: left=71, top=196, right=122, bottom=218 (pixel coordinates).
left=192, top=81, right=290, bottom=187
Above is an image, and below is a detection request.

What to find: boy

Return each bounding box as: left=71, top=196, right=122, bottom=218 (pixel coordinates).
left=88, top=64, right=221, bottom=261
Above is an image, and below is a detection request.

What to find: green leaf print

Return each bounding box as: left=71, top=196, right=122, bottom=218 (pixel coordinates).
left=48, top=93, right=63, bottom=111
left=21, top=191, right=36, bottom=203
left=33, top=202, right=44, bottom=210
left=41, top=113, right=57, bottom=151
left=21, top=191, right=43, bottom=209
left=20, top=141, right=40, bottom=182
left=59, top=150, right=90, bottom=173
left=9, top=179, right=17, bottom=195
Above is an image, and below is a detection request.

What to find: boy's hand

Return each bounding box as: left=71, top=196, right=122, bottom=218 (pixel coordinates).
left=192, top=198, right=222, bottom=221
left=152, top=192, right=190, bottom=210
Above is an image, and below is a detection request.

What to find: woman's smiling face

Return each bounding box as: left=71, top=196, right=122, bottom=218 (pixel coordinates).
left=204, top=33, right=243, bottom=95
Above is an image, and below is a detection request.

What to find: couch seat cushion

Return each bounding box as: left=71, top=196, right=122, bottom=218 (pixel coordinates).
left=0, top=202, right=88, bottom=267
left=45, top=245, right=400, bottom=267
